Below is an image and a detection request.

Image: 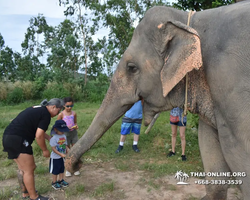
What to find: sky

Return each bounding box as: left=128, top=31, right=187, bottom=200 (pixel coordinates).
left=0, top=0, right=69, bottom=53
left=0, top=0, right=176, bottom=55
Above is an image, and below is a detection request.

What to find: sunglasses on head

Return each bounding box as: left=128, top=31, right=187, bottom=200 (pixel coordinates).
left=65, top=105, right=74, bottom=108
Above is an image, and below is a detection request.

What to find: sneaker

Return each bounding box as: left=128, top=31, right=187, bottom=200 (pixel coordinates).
left=30, top=195, right=49, bottom=200
left=52, top=181, right=61, bottom=190
left=132, top=145, right=140, bottom=153
left=115, top=145, right=123, bottom=153
left=181, top=155, right=187, bottom=161
left=59, top=179, right=69, bottom=187
left=65, top=170, right=72, bottom=177
left=74, top=171, right=80, bottom=176
left=167, top=151, right=175, bottom=157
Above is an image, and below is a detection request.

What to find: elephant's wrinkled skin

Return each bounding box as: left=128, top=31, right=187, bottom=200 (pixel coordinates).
left=65, top=1, right=250, bottom=199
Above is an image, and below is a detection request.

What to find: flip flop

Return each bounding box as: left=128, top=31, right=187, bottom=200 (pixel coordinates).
left=22, top=190, right=38, bottom=199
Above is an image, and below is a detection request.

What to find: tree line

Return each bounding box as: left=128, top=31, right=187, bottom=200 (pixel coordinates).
left=0, top=0, right=234, bottom=103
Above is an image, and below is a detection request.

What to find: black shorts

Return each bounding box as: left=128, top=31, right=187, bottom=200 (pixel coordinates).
left=49, top=158, right=65, bottom=175
left=2, top=135, right=33, bottom=159
left=170, top=121, right=186, bottom=126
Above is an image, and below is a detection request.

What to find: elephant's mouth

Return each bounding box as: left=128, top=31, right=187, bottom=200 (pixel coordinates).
left=143, top=100, right=159, bottom=126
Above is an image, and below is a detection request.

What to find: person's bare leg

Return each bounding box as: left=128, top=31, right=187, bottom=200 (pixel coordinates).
left=120, top=135, right=126, bottom=142
left=179, top=126, right=186, bottom=155
left=171, top=125, right=178, bottom=153
left=52, top=174, right=57, bottom=183
left=133, top=134, right=139, bottom=142
left=14, top=154, right=38, bottom=200
left=17, top=169, right=28, bottom=198
left=59, top=173, right=64, bottom=181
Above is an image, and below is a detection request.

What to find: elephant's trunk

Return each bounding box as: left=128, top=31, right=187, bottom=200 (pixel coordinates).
left=65, top=86, right=134, bottom=172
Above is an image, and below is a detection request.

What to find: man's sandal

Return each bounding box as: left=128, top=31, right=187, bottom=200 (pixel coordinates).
left=22, top=190, right=38, bottom=199
left=29, top=194, right=49, bottom=200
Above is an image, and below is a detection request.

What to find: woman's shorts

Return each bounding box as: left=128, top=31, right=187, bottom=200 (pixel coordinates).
left=64, top=130, right=78, bottom=145
left=170, top=121, right=186, bottom=127
left=49, top=158, right=65, bottom=175
left=2, top=135, right=33, bottom=159
left=121, top=122, right=141, bottom=135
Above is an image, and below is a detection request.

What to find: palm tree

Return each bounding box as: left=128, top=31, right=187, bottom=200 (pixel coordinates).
left=183, top=173, right=189, bottom=182
left=175, top=170, right=183, bottom=182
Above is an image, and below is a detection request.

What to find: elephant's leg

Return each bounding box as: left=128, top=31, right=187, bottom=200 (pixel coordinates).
left=198, top=119, right=230, bottom=200
left=218, top=125, right=249, bottom=199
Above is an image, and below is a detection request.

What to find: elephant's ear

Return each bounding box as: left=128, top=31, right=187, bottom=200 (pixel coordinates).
left=157, top=21, right=202, bottom=97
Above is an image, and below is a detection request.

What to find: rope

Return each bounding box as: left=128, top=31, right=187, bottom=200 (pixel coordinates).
left=183, top=11, right=193, bottom=116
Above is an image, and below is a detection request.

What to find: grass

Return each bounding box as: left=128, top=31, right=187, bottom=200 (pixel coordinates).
left=0, top=101, right=203, bottom=199
left=65, top=183, right=85, bottom=197
left=91, top=181, right=114, bottom=197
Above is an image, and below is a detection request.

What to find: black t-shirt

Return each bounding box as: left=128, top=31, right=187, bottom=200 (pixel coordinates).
left=3, top=106, right=51, bottom=143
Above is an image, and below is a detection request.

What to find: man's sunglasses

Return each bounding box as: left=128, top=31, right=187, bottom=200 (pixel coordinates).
left=65, top=105, right=74, bottom=108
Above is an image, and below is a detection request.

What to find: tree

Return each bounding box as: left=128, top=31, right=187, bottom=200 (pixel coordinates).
left=59, top=0, right=171, bottom=79
left=0, top=34, right=16, bottom=81
left=0, top=33, right=4, bottom=50
left=173, top=0, right=235, bottom=11
left=0, top=46, right=16, bottom=81
left=60, top=0, right=102, bottom=85
left=46, top=19, right=82, bottom=82
left=19, top=14, right=51, bottom=81
left=21, top=14, right=51, bottom=57
left=13, top=52, right=46, bottom=81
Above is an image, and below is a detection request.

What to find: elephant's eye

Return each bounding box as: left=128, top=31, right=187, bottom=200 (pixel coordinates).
left=127, top=63, right=138, bottom=74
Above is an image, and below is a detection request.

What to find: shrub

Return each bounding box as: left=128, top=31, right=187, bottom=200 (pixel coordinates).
left=13, top=81, right=35, bottom=100
left=6, top=87, right=24, bottom=104
left=43, top=82, right=70, bottom=100
left=0, top=82, right=7, bottom=101
left=21, top=81, right=35, bottom=100
left=63, top=82, right=84, bottom=102
left=5, top=81, right=15, bottom=92
left=83, top=80, right=109, bottom=102
left=189, top=113, right=199, bottom=129
left=33, top=76, right=48, bottom=99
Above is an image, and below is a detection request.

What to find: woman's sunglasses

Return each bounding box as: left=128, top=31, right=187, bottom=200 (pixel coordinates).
left=65, top=105, right=74, bottom=108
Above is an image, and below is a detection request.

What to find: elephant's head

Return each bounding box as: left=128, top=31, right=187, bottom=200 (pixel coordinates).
left=65, top=7, right=203, bottom=172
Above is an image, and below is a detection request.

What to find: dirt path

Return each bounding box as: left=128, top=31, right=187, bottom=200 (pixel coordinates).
left=0, top=162, right=242, bottom=200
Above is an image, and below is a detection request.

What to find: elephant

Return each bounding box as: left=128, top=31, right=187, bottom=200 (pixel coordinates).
left=65, top=1, right=250, bottom=199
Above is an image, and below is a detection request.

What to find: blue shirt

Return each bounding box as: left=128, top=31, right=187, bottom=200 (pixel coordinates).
left=170, top=107, right=187, bottom=123
left=125, top=101, right=143, bottom=119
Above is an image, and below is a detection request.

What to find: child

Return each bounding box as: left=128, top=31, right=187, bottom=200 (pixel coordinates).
left=57, top=97, right=80, bottom=176
left=115, top=100, right=143, bottom=153
left=49, top=120, right=70, bottom=190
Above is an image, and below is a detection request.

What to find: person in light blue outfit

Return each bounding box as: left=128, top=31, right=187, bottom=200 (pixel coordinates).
left=115, top=100, right=143, bottom=153
left=167, top=107, right=187, bottom=161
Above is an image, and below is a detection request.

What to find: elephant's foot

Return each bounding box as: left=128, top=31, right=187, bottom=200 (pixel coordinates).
left=201, top=193, right=226, bottom=200
left=65, top=156, right=83, bottom=173
left=202, top=185, right=227, bottom=200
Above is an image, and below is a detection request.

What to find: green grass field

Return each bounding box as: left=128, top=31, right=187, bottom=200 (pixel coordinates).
left=0, top=101, right=203, bottom=199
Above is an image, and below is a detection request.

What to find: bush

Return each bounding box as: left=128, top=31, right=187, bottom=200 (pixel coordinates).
left=0, top=82, right=7, bottom=101
left=33, top=76, right=48, bottom=99
left=83, top=80, right=109, bottom=102
left=21, top=81, right=35, bottom=100
left=13, top=81, right=35, bottom=100
left=43, top=82, right=70, bottom=100
left=189, top=113, right=199, bottom=129
left=63, top=82, right=84, bottom=102
left=6, top=87, right=24, bottom=104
